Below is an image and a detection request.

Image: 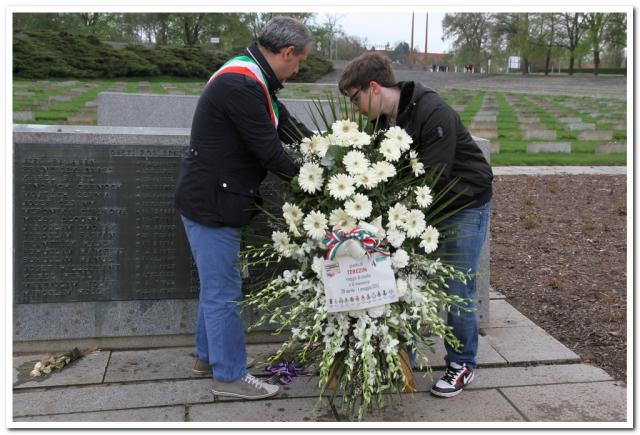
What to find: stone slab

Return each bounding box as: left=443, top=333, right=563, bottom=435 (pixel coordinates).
left=104, top=343, right=281, bottom=383
left=84, top=101, right=97, bottom=108
left=97, top=92, right=340, bottom=130
left=451, top=104, right=465, bottom=112
left=13, top=378, right=214, bottom=417
left=14, top=299, right=196, bottom=341
left=469, top=121, right=497, bottom=130
left=358, top=389, right=524, bottom=422
left=104, top=347, right=196, bottom=383
left=483, top=325, right=580, bottom=364
left=526, top=142, right=571, bottom=153
left=14, top=91, right=35, bottom=98
left=500, top=381, right=627, bottom=422
left=559, top=117, right=582, bottom=123
left=489, top=289, right=505, bottom=299
left=483, top=299, right=537, bottom=328
left=469, top=128, right=497, bottom=139
left=522, top=129, right=557, bottom=140
left=567, top=122, right=596, bottom=131
left=490, top=142, right=500, bottom=154
left=13, top=350, right=110, bottom=389
left=13, top=112, right=33, bottom=121
left=577, top=130, right=613, bottom=141
left=475, top=110, right=497, bottom=117
left=188, top=397, right=336, bottom=422
left=473, top=115, right=497, bottom=122
left=518, top=122, right=546, bottom=130
left=13, top=405, right=185, bottom=422
left=474, top=364, right=612, bottom=389
left=49, top=95, right=73, bottom=102
left=595, top=144, right=626, bottom=154
left=517, top=116, right=541, bottom=123
left=415, top=334, right=507, bottom=369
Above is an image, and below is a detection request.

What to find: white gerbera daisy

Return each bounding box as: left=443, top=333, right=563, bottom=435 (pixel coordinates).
left=415, top=185, right=433, bottom=208
left=332, top=119, right=359, bottom=138
left=409, top=150, right=425, bottom=176
left=300, top=134, right=329, bottom=158
left=385, top=126, right=413, bottom=151
left=329, top=208, right=357, bottom=231
left=379, top=138, right=401, bottom=162
left=387, top=203, right=409, bottom=229
left=282, top=202, right=303, bottom=224
left=419, top=225, right=440, bottom=253
left=349, top=131, right=372, bottom=149
left=391, top=248, right=410, bottom=269
left=344, top=193, right=373, bottom=220
left=386, top=227, right=406, bottom=248
left=342, top=150, right=370, bottom=175
left=403, top=209, right=426, bottom=238
left=327, top=173, right=356, bottom=200
left=355, top=171, right=379, bottom=190
left=298, top=163, right=324, bottom=194
left=303, top=211, right=328, bottom=240
left=272, top=231, right=291, bottom=253
left=371, top=161, right=396, bottom=181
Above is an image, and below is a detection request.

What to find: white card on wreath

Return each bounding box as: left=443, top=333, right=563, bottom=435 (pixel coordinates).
left=322, top=254, right=398, bottom=313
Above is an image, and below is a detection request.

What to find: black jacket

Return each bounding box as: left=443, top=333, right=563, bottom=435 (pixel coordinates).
left=393, top=81, right=493, bottom=213
left=175, top=43, right=312, bottom=228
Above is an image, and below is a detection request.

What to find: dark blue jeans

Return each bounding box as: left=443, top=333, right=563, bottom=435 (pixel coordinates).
left=180, top=215, right=247, bottom=382
left=436, top=201, right=491, bottom=369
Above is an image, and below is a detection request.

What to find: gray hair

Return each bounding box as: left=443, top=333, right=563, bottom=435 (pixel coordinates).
left=258, top=16, right=312, bottom=54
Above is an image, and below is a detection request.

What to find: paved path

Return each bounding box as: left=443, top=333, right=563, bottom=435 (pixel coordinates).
left=11, top=294, right=628, bottom=425
left=493, top=166, right=627, bottom=175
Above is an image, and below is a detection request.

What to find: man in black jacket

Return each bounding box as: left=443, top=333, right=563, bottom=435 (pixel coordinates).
left=339, top=52, right=493, bottom=398
left=175, top=16, right=312, bottom=400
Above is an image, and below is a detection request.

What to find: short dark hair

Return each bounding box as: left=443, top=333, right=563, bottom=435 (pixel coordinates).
left=258, top=16, right=312, bottom=55
left=339, top=52, right=397, bottom=94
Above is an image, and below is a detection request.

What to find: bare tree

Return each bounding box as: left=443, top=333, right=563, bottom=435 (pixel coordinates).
left=560, top=13, right=587, bottom=75
left=584, top=12, right=610, bottom=75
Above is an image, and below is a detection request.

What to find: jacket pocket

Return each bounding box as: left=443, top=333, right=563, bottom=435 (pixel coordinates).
left=213, top=175, right=262, bottom=227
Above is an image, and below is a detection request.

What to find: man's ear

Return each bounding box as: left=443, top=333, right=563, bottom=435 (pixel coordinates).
left=281, top=45, right=295, bottom=58
left=369, top=81, right=382, bottom=94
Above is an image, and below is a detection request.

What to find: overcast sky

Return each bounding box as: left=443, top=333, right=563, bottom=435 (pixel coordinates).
left=316, top=12, right=450, bottom=53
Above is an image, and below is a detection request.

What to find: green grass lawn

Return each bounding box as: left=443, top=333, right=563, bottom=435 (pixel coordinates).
left=12, top=78, right=627, bottom=166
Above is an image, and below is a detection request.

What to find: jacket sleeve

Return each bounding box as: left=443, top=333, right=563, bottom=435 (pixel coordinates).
left=224, top=83, right=299, bottom=179
left=415, top=104, right=458, bottom=178
left=276, top=100, right=315, bottom=145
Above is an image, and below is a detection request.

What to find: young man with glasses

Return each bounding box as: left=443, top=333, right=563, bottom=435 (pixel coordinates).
left=339, top=52, right=493, bottom=398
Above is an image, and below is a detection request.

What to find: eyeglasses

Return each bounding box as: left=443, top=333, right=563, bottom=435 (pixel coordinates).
left=348, top=89, right=361, bottom=104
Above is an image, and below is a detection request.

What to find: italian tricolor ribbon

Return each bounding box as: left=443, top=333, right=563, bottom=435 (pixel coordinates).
left=207, top=55, right=279, bottom=128
left=323, top=226, right=391, bottom=261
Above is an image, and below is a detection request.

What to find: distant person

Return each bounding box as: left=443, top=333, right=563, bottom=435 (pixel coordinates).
left=339, top=52, right=493, bottom=398
left=175, top=16, right=313, bottom=400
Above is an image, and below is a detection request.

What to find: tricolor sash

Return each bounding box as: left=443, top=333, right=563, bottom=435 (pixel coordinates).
left=207, top=55, right=279, bottom=128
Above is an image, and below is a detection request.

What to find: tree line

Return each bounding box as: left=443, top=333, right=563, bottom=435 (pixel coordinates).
left=442, top=12, right=627, bottom=75
left=13, top=13, right=372, bottom=61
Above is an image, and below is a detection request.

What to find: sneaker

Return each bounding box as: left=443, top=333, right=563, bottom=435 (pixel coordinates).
left=193, top=356, right=256, bottom=376
left=430, top=362, right=475, bottom=398
left=211, top=373, right=279, bottom=400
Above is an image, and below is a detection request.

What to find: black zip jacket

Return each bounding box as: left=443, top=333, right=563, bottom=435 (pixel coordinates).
left=393, top=81, right=493, bottom=213
left=174, top=43, right=312, bottom=228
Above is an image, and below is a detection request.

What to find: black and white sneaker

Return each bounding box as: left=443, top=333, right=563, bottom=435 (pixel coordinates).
left=430, top=362, right=475, bottom=398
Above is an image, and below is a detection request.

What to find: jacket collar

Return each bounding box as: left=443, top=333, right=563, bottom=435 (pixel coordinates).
left=396, top=81, right=433, bottom=125
left=245, top=42, right=283, bottom=94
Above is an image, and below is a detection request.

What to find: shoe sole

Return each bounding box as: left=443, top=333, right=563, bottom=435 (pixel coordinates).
left=210, top=389, right=278, bottom=400
left=193, top=358, right=256, bottom=376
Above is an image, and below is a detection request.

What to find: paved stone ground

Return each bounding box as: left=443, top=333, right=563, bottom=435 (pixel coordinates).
left=12, top=295, right=628, bottom=425
left=320, top=61, right=627, bottom=100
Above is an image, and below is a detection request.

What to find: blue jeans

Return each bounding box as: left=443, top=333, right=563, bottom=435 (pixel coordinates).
left=180, top=215, right=247, bottom=382
left=436, top=201, right=491, bottom=370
